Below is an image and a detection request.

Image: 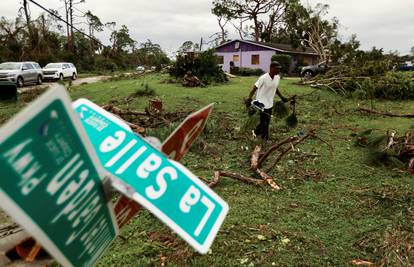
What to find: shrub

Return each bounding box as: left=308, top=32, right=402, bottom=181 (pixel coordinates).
left=132, top=83, right=157, bottom=97
left=238, top=68, right=264, bottom=76
left=271, top=54, right=293, bottom=74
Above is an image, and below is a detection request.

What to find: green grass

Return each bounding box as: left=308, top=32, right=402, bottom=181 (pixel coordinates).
left=1, top=74, right=413, bottom=266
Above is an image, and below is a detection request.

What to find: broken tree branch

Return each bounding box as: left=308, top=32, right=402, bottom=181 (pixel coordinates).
left=255, top=169, right=281, bottom=190
left=357, top=107, right=414, bottom=118
left=258, top=136, right=298, bottom=168
left=250, top=146, right=261, bottom=170
left=264, top=130, right=316, bottom=173
left=208, top=171, right=221, bottom=188
left=220, top=171, right=265, bottom=186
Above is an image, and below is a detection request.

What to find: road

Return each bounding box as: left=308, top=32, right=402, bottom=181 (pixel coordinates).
left=19, top=75, right=109, bottom=92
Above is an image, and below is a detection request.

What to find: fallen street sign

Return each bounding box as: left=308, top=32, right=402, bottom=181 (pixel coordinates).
left=162, top=104, right=214, bottom=161
left=113, top=104, right=215, bottom=229
left=73, top=99, right=229, bottom=254
left=114, top=195, right=142, bottom=229
left=0, top=88, right=118, bottom=267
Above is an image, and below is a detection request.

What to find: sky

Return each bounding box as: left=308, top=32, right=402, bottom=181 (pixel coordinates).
left=1, top=0, right=413, bottom=55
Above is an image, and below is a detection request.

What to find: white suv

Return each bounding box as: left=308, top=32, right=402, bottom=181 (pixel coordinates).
left=43, top=63, right=77, bottom=81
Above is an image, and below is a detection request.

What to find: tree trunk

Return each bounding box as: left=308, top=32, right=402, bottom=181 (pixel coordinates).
left=68, top=0, right=74, bottom=53
left=22, top=0, right=34, bottom=49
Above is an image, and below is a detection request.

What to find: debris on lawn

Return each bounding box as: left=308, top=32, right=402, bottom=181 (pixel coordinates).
left=200, top=171, right=265, bottom=188
left=354, top=129, right=414, bottom=173
left=357, top=107, right=414, bottom=118
left=148, top=231, right=194, bottom=266
left=102, top=101, right=191, bottom=133
left=203, top=129, right=332, bottom=190
left=350, top=259, right=374, bottom=266
left=182, top=71, right=203, bottom=87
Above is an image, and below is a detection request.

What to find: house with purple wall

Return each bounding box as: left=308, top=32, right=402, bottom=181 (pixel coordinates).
left=215, top=39, right=319, bottom=73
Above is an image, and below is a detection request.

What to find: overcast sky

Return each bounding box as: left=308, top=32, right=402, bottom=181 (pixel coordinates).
left=1, top=0, right=413, bottom=55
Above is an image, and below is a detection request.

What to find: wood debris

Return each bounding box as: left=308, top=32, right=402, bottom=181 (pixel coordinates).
left=204, top=129, right=331, bottom=190
left=357, top=107, right=414, bottom=118
left=102, top=103, right=191, bottom=132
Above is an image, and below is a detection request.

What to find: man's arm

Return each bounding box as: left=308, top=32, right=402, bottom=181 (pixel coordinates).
left=248, top=85, right=258, bottom=100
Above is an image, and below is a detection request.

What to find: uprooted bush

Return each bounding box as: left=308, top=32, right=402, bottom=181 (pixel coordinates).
left=169, top=49, right=228, bottom=85
left=303, top=60, right=414, bottom=100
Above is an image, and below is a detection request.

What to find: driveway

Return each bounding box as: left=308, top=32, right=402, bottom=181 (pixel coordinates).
left=19, top=75, right=109, bottom=92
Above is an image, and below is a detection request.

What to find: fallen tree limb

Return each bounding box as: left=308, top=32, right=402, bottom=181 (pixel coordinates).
left=264, top=131, right=315, bottom=173
left=220, top=171, right=265, bottom=186
left=250, top=146, right=261, bottom=170
left=103, top=105, right=148, bottom=116
left=357, top=107, right=414, bottom=118
left=408, top=157, right=414, bottom=174
left=208, top=171, right=221, bottom=188
left=258, top=136, right=298, bottom=168
left=255, top=169, right=281, bottom=190
left=203, top=171, right=265, bottom=188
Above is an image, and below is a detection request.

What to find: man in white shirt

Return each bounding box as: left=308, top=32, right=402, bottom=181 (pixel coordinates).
left=247, top=61, right=288, bottom=140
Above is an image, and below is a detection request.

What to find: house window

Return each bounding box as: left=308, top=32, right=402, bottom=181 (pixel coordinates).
left=251, top=55, right=260, bottom=65
left=233, top=55, right=240, bottom=62
left=217, top=56, right=224, bottom=64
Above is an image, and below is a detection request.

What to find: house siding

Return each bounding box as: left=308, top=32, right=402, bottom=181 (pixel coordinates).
left=216, top=50, right=276, bottom=73
left=215, top=40, right=319, bottom=74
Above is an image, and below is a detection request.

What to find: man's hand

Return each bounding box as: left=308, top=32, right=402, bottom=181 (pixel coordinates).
left=245, top=98, right=252, bottom=108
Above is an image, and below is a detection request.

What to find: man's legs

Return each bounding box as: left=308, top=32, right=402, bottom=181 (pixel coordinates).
left=254, top=108, right=272, bottom=140
left=254, top=115, right=263, bottom=137
left=261, top=108, right=272, bottom=140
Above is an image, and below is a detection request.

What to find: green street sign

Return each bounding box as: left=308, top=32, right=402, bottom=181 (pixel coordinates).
left=73, top=99, right=229, bottom=254
left=0, top=88, right=118, bottom=267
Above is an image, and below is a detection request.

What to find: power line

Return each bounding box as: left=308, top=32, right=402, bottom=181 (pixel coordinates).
left=27, top=0, right=104, bottom=47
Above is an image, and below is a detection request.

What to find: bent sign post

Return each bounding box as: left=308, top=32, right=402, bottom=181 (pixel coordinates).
left=0, top=88, right=118, bottom=267
left=113, top=103, right=215, bottom=229
left=74, top=99, right=228, bottom=254
left=162, top=104, right=214, bottom=161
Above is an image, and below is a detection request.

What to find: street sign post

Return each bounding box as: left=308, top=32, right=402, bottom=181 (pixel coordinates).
left=73, top=99, right=228, bottom=254
left=0, top=88, right=118, bottom=267
left=162, top=104, right=214, bottom=161
left=113, top=103, right=215, bottom=229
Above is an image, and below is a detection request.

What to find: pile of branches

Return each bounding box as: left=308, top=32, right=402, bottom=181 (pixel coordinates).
left=102, top=104, right=190, bottom=134
left=302, top=64, right=414, bottom=100
left=203, top=129, right=333, bottom=190
left=355, top=130, right=414, bottom=173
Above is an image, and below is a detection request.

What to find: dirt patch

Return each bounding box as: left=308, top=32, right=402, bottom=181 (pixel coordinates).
left=147, top=232, right=194, bottom=266
left=19, top=87, right=48, bottom=103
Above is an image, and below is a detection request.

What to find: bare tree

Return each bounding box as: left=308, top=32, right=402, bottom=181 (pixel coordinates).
left=61, top=0, right=85, bottom=53
left=302, top=4, right=338, bottom=62
left=212, top=0, right=294, bottom=42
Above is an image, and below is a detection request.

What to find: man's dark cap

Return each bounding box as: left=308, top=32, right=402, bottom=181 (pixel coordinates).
left=270, top=61, right=282, bottom=69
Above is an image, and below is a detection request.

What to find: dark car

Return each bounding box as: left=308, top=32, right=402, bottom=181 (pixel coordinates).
left=300, top=61, right=330, bottom=79
left=398, top=63, right=414, bottom=71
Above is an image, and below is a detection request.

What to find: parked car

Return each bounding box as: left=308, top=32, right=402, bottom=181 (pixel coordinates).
left=398, top=62, right=414, bottom=71
left=0, top=62, right=43, bottom=87
left=301, top=61, right=330, bottom=79
left=136, top=66, right=145, bottom=73
left=43, top=62, right=77, bottom=81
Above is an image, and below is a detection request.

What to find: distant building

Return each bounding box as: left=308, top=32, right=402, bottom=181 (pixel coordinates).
left=215, top=39, right=319, bottom=73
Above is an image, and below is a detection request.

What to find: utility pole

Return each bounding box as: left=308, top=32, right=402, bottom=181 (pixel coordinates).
left=22, top=0, right=34, bottom=48
left=68, top=0, right=74, bottom=53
